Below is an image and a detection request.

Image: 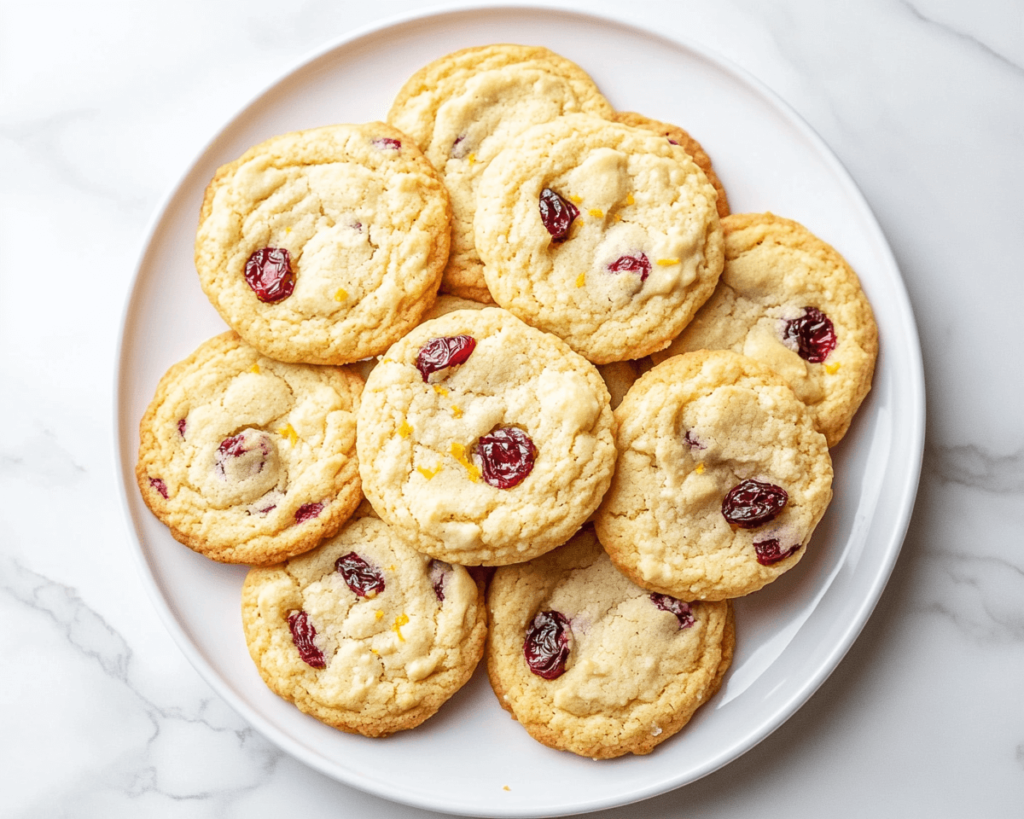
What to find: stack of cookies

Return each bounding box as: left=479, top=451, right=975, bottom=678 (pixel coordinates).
left=136, top=44, right=877, bottom=758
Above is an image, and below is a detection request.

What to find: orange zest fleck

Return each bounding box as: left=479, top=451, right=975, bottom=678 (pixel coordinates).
left=695, top=463, right=705, bottom=474
left=375, top=610, right=384, bottom=621
left=613, top=213, right=622, bottom=222
left=249, top=363, right=261, bottom=374
left=451, top=404, right=463, bottom=418
left=569, top=194, right=583, bottom=205
left=433, top=384, right=449, bottom=397
left=625, top=193, right=635, bottom=206
left=450, top=442, right=481, bottom=483
left=417, top=463, right=442, bottom=480
left=277, top=423, right=299, bottom=447
left=575, top=272, right=586, bottom=288
left=825, top=362, right=841, bottom=375
left=656, top=258, right=680, bottom=266
left=392, top=613, right=410, bottom=642
left=588, top=208, right=604, bottom=218
left=334, top=287, right=348, bottom=302
left=397, top=420, right=413, bottom=439
left=468, top=153, right=477, bottom=165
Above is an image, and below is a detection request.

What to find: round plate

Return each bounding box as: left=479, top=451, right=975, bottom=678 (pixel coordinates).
left=114, top=6, right=924, bottom=817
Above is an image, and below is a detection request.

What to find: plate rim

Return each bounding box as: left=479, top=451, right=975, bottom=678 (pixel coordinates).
left=113, top=4, right=926, bottom=816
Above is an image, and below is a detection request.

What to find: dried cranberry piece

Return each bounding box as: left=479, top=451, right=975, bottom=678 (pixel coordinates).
left=476, top=427, right=536, bottom=489
left=451, top=134, right=468, bottom=158
left=722, top=479, right=788, bottom=529
left=754, top=539, right=800, bottom=566
left=177, top=418, right=187, bottom=438
left=416, top=335, right=477, bottom=381
left=667, top=137, right=679, bottom=145
left=539, top=188, right=579, bottom=242
left=218, top=433, right=247, bottom=459
left=783, top=307, right=837, bottom=363
left=149, top=477, right=168, bottom=499
left=295, top=502, right=323, bottom=523
left=684, top=430, right=705, bottom=450
left=335, top=552, right=386, bottom=597
left=607, top=253, right=651, bottom=283
left=244, top=247, right=295, bottom=303
left=524, top=610, right=571, bottom=679
left=372, top=137, right=401, bottom=150
left=650, top=593, right=695, bottom=629
left=429, top=560, right=450, bottom=602
left=288, top=610, right=326, bottom=668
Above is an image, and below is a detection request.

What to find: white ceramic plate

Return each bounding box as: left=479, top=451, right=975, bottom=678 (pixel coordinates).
left=115, top=6, right=925, bottom=817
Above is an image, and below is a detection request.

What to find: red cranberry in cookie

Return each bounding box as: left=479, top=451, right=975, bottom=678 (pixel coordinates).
left=538, top=188, right=579, bottom=243
left=288, top=610, right=325, bottom=668
left=476, top=427, right=536, bottom=489
left=783, top=306, right=837, bottom=363
left=416, top=335, right=477, bottom=381
left=335, top=552, right=386, bottom=597
left=722, top=479, right=788, bottom=529
left=244, top=247, right=295, bottom=303
left=524, top=610, right=571, bottom=679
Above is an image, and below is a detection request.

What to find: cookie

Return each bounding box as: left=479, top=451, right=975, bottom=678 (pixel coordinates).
left=651, top=212, right=878, bottom=447
left=594, top=350, right=833, bottom=601
left=242, top=511, right=487, bottom=737
left=195, top=122, right=451, bottom=365
left=356, top=307, right=617, bottom=566
left=612, top=111, right=730, bottom=219
left=486, top=526, right=733, bottom=758
left=475, top=114, right=724, bottom=364
left=387, top=44, right=614, bottom=303
left=136, top=332, right=363, bottom=565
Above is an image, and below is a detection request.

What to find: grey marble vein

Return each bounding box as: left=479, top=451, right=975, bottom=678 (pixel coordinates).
left=899, top=0, right=1024, bottom=75
left=916, top=551, right=1024, bottom=643
left=925, top=442, right=1024, bottom=495
left=1, top=558, right=282, bottom=813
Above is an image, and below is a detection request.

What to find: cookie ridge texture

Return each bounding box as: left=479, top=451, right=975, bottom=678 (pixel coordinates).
left=486, top=527, right=734, bottom=758
left=594, top=349, right=833, bottom=600
left=388, top=44, right=614, bottom=303
left=475, top=113, right=724, bottom=363
left=357, top=307, right=617, bottom=566
left=242, top=513, right=487, bottom=736
left=195, top=122, right=451, bottom=365
left=652, top=212, right=878, bottom=446
left=136, top=331, right=363, bottom=565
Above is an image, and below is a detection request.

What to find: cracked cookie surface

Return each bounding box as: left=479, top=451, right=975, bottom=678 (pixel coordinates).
left=242, top=511, right=487, bottom=736
left=475, top=114, right=724, bottom=363
left=594, top=350, right=833, bottom=600
left=387, top=44, right=613, bottom=303
left=612, top=111, right=730, bottom=220
left=652, top=212, right=878, bottom=446
left=195, top=122, right=451, bottom=365
left=486, top=526, right=733, bottom=758
left=357, top=307, right=617, bottom=566
left=136, top=332, right=363, bottom=565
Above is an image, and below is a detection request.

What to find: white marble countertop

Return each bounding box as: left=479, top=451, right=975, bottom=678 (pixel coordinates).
left=3, top=0, right=1022, bottom=816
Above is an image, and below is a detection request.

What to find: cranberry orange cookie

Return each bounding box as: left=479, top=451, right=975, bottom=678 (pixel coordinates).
left=242, top=512, right=486, bottom=737
left=652, top=213, right=878, bottom=447
left=487, top=527, right=733, bottom=758
left=357, top=307, right=617, bottom=566
left=136, top=332, right=363, bottom=565
left=387, top=44, right=614, bottom=303
left=612, top=111, right=730, bottom=219
left=475, top=114, right=724, bottom=363
left=594, top=350, right=833, bottom=601
left=195, top=122, right=451, bottom=365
